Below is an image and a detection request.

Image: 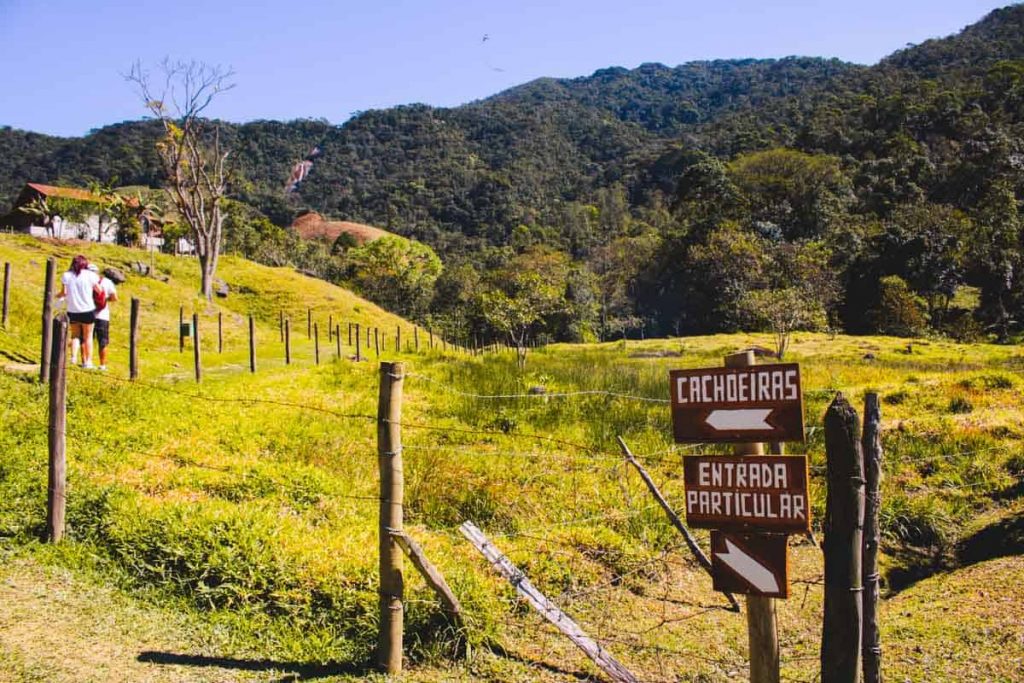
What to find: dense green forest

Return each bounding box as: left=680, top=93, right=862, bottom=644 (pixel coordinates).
left=3, top=4, right=1024, bottom=344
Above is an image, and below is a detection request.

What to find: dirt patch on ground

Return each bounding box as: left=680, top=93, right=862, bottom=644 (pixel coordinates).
left=0, top=560, right=253, bottom=682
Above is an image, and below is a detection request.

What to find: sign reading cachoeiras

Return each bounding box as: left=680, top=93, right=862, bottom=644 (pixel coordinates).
left=669, top=363, right=805, bottom=443
left=682, top=455, right=810, bottom=534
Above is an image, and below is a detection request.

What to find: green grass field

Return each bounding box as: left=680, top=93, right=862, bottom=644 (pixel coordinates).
left=1, top=234, right=1022, bottom=682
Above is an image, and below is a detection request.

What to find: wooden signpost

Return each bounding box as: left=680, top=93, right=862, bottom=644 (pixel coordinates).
left=671, top=353, right=807, bottom=683
left=669, top=363, right=804, bottom=443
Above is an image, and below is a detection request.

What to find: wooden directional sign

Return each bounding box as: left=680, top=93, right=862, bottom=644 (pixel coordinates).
left=669, top=363, right=805, bottom=443
left=710, top=531, right=789, bottom=599
left=682, top=455, right=811, bottom=534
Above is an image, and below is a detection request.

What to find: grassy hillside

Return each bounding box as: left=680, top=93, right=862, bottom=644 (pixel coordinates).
left=1, top=235, right=1022, bottom=681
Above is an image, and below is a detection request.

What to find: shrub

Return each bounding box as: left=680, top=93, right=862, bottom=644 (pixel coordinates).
left=948, top=396, right=974, bottom=414
left=884, top=390, right=910, bottom=405
left=981, top=374, right=1015, bottom=390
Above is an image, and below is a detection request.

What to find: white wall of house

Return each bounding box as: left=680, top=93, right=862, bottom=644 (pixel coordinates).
left=26, top=215, right=167, bottom=250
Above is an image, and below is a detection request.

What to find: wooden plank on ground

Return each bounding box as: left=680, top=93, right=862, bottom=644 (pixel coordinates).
left=460, top=521, right=638, bottom=683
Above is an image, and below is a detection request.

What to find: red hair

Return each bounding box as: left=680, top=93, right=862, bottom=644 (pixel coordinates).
left=70, top=255, right=88, bottom=275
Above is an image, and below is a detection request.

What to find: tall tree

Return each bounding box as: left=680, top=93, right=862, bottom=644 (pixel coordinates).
left=127, top=59, right=234, bottom=300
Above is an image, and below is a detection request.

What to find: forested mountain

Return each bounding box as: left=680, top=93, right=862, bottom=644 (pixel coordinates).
left=3, top=4, right=1024, bottom=343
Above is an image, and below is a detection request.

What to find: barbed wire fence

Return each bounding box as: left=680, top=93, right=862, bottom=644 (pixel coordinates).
left=2, top=266, right=1017, bottom=681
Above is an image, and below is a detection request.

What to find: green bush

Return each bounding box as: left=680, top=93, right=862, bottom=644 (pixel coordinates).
left=884, top=390, right=910, bottom=405
left=948, top=396, right=974, bottom=414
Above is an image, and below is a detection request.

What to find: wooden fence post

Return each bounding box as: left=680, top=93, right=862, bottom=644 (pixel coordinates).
left=285, top=319, right=291, bottom=365
left=39, top=257, right=55, bottom=383
left=314, top=322, right=320, bottom=365
left=179, top=306, right=185, bottom=353
left=356, top=323, right=362, bottom=362
left=248, top=314, right=256, bottom=373
left=335, top=324, right=341, bottom=359
left=129, top=298, right=140, bottom=380
left=217, top=312, right=223, bottom=353
left=2, top=261, right=10, bottom=329
left=725, top=350, right=779, bottom=683
left=329, top=314, right=333, bottom=341
left=375, top=327, right=380, bottom=358
left=192, top=313, right=202, bottom=383
left=414, top=327, right=419, bottom=352
left=862, top=393, right=882, bottom=683
left=348, top=322, right=353, bottom=346
left=377, top=361, right=405, bottom=674
left=307, top=307, right=312, bottom=339
left=396, top=325, right=400, bottom=352
left=429, top=327, right=434, bottom=349
left=47, top=314, right=68, bottom=543
left=279, top=310, right=284, bottom=342
left=821, top=393, right=865, bottom=683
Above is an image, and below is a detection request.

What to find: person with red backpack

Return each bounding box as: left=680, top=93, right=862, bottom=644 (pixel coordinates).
left=57, top=255, right=101, bottom=369
left=91, top=264, right=118, bottom=371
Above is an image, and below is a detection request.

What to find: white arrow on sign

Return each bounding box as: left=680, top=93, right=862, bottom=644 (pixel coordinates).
left=715, top=538, right=779, bottom=594
left=705, top=408, right=773, bottom=431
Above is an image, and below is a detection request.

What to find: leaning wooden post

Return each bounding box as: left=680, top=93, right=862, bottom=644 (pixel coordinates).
left=617, top=437, right=740, bottom=611
left=821, top=393, right=865, bottom=683
left=284, top=319, right=291, bottom=365
left=390, top=530, right=463, bottom=627
left=355, top=323, right=362, bottom=362
left=377, top=361, right=405, bottom=674
left=39, top=257, right=55, bottom=383
left=192, top=313, right=202, bottom=383
left=2, top=261, right=10, bottom=329
left=248, top=314, right=256, bottom=373
left=861, top=393, right=882, bottom=683
left=461, top=521, right=637, bottom=683
left=314, top=322, right=320, bottom=365
left=725, top=350, right=780, bottom=683
left=46, top=314, right=68, bottom=543
left=129, top=297, right=140, bottom=380
left=179, top=305, right=185, bottom=353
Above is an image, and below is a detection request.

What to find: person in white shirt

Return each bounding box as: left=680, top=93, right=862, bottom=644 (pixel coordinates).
left=92, top=265, right=118, bottom=371
left=57, top=255, right=100, bottom=369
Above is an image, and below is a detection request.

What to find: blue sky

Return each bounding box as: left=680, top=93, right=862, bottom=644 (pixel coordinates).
left=0, top=0, right=1009, bottom=137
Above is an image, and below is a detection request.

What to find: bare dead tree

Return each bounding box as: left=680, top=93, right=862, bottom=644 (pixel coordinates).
left=126, top=59, right=235, bottom=300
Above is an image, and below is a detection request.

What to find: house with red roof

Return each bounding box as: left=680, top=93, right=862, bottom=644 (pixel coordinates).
left=0, top=183, right=165, bottom=249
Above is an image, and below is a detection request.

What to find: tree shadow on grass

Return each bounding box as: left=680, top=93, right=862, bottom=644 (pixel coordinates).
left=137, top=651, right=369, bottom=682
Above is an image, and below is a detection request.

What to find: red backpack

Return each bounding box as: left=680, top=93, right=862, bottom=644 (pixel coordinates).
left=93, top=283, right=107, bottom=312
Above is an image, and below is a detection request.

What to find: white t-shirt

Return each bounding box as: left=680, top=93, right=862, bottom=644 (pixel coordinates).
left=95, top=277, right=117, bottom=321
left=61, top=269, right=100, bottom=314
